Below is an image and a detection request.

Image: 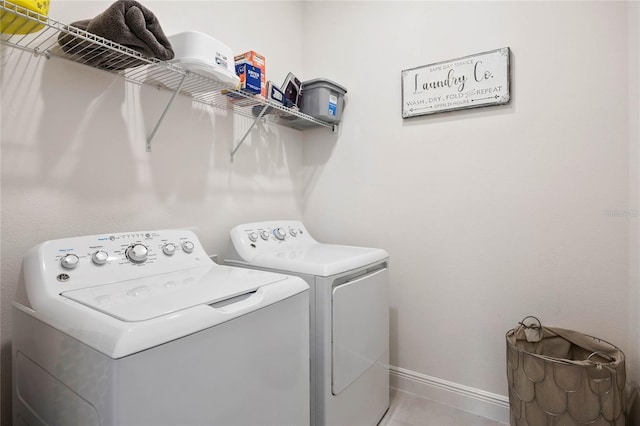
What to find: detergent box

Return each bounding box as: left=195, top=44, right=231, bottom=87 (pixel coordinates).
left=235, top=51, right=266, bottom=97
left=235, top=63, right=261, bottom=94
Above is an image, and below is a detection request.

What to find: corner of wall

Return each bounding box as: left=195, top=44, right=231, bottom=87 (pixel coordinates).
left=628, top=1, right=640, bottom=412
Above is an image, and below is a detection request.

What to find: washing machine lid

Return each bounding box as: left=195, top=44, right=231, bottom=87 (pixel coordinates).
left=248, top=244, right=388, bottom=277
left=61, top=265, right=286, bottom=322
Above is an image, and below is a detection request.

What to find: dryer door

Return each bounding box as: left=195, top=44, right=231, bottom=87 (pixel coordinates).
left=331, top=266, right=388, bottom=395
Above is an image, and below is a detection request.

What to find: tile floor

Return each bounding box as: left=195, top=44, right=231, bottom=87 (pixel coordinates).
left=379, top=388, right=508, bottom=426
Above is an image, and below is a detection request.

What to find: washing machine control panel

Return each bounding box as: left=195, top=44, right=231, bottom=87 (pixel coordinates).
left=25, top=229, right=212, bottom=296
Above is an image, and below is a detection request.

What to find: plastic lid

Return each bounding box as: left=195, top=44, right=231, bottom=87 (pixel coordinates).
left=302, top=78, right=347, bottom=94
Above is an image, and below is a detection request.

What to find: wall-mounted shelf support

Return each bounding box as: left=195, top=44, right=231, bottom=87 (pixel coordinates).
left=230, top=105, right=269, bottom=161
left=146, top=72, right=188, bottom=152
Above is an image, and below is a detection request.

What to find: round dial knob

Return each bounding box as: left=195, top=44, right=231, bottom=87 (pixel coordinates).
left=182, top=241, right=195, bottom=253
left=60, top=254, right=80, bottom=269
left=162, top=243, right=176, bottom=256
left=91, top=250, right=109, bottom=265
left=248, top=232, right=258, bottom=242
left=126, top=244, right=148, bottom=263
left=260, top=230, right=270, bottom=240
left=289, top=228, right=298, bottom=237
left=273, top=227, right=286, bottom=240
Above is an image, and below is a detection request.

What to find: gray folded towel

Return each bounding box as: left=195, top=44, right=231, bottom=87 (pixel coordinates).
left=57, top=0, right=174, bottom=70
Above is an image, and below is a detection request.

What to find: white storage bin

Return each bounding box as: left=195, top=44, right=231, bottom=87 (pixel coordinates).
left=168, top=31, right=239, bottom=89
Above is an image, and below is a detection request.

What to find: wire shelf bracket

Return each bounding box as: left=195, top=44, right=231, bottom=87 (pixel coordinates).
left=231, top=104, right=268, bottom=161
left=146, top=72, right=188, bottom=152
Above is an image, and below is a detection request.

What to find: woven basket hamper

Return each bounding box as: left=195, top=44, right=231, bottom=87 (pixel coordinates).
left=506, top=317, right=629, bottom=425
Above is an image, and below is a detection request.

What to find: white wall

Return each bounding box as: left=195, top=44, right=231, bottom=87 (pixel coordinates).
left=301, top=0, right=636, bottom=418
left=1, top=1, right=638, bottom=424
left=0, top=2, right=305, bottom=423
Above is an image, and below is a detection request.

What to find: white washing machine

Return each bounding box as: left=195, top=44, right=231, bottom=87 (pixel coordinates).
left=12, top=228, right=310, bottom=426
left=225, top=220, right=389, bottom=426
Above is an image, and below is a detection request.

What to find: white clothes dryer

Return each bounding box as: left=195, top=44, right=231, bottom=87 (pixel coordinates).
left=12, top=229, right=310, bottom=426
left=225, top=220, right=389, bottom=426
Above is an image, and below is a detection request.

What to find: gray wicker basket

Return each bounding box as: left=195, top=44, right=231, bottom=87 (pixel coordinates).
left=506, top=317, right=629, bottom=425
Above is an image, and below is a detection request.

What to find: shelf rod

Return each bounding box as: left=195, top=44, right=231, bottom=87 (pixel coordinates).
left=146, top=72, right=188, bottom=152
left=230, top=105, right=269, bottom=161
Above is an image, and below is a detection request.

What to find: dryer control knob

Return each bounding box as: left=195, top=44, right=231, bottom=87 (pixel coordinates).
left=162, top=243, right=176, bottom=256
left=182, top=241, right=195, bottom=253
left=260, top=230, right=270, bottom=240
left=289, top=228, right=298, bottom=237
left=126, top=244, right=148, bottom=263
left=61, top=253, right=80, bottom=269
left=248, top=232, right=258, bottom=242
left=274, top=227, right=286, bottom=240
left=91, top=250, right=109, bottom=265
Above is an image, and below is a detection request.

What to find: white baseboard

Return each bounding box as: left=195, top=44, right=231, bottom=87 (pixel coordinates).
left=389, top=365, right=510, bottom=424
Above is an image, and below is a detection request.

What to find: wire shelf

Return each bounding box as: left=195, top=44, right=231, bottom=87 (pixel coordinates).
left=0, top=0, right=335, bottom=155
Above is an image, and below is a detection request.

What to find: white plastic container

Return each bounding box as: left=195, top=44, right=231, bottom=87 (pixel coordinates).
left=168, top=31, right=240, bottom=89
left=300, top=79, right=347, bottom=124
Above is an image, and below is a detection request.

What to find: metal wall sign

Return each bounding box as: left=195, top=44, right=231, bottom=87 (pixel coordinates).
left=401, top=47, right=510, bottom=118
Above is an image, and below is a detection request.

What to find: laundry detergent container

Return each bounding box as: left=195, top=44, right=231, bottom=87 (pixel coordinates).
left=0, top=0, right=49, bottom=35
left=300, top=78, right=346, bottom=124
left=506, top=316, right=634, bottom=426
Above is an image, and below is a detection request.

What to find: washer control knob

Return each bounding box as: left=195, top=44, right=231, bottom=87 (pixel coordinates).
left=274, top=227, right=286, bottom=240
left=91, top=250, right=109, bottom=265
left=162, top=243, right=176, bottom=256
left=182, top=241, right=195, bottom=253
left=126, top=244, right=148, bottom=263
left=289, top=228, right=298, bottom=237
left=260, top=230, right=270, bottom=240
left=248, top=232, right=258, bottom=242
left=60, top=254, right=80, bottom=269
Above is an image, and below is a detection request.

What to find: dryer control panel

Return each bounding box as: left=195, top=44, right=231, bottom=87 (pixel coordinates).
left=226, top=220, right=389, bottom=278
left=22, top=229, right=212, bottom=310
left=228, top=220, right=320, bottom=262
